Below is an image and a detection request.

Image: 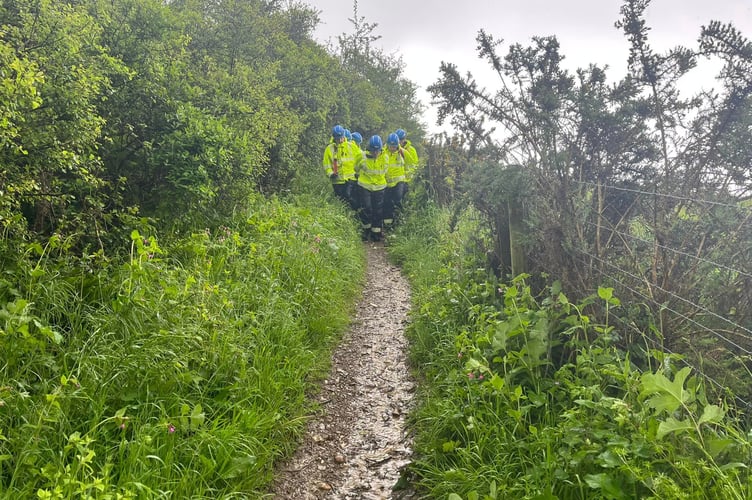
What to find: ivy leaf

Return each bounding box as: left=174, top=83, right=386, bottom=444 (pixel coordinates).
left=698, top=404, right=724, bottom=425
left=584, top=473, right=627, bottom=499
left=656, top=416, right=693, bottom=439
left=707, top=437, right=735, bottom=458
left=490, top=374, right=505, bottom=392
left=640, top=366, right=693, bottom=414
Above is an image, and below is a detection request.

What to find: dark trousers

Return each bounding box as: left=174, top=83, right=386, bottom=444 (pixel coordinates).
left=332, top=181, right=358, bottom=211
left=357, top=185, right=385, bottom=239
left=384, top=182, right=408, bottom=224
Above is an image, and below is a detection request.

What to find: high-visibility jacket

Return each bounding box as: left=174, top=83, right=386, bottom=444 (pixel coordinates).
left=352, top=142, right=364, bottom=175
left=356, top=150, right=387, bottom=191
left=383, top=147, right=406, bottom=187
left=400, top=140, right=419, bottom=182
left=322, top=139, right=358, bottom=184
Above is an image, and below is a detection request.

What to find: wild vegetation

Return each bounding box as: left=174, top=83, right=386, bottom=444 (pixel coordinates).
left=2, top=0, right=751, bottom=497
left=425, top=0, right=752, bottom=402
left=392, top=0, right=752, bottom=497
left=1, top=196, right=364, bottom=497
left=0, top=0, right=419, bottom=497
left=389, top=198, right=751, bottom=499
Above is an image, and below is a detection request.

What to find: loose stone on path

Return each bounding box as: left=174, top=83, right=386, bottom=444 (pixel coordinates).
left=271, top=242, right=416, bottom=499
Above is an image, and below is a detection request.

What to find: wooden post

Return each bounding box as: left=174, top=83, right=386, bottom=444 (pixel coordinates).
left=508, top=199, right=526, bottom=276
left=497, top=210, right=511, bottom=276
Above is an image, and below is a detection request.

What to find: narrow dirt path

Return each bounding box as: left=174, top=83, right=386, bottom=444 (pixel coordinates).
left=270, top=242, right=416, bottom=499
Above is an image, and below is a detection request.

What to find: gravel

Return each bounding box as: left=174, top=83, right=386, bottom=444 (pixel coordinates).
left=270, top=241, right=417, bottom=499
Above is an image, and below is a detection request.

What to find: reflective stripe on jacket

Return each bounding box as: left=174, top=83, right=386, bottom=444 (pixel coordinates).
left=401, top=140, right=419, bottom=182
left=322, top=139, right=359, bottom=184
left=383, top=148, right=406, bottom=187
left=356, top=151, right=387, bottom=191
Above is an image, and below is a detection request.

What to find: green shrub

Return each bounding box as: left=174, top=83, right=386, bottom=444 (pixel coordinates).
left=391, top=203, right=752, bottom=500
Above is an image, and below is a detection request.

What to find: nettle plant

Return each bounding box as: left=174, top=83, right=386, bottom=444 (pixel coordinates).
left=413, top=274, right=751, bottom=499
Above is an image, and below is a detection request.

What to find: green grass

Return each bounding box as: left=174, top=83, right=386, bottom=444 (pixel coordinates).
left=0, top=195, right=364, bottom=498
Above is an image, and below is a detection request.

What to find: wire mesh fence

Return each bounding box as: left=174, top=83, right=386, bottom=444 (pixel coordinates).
left=564, top=180, right=752, bottom=407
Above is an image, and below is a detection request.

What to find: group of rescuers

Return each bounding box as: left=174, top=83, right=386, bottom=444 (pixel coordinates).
left=323, top=124, right=419, bottom=242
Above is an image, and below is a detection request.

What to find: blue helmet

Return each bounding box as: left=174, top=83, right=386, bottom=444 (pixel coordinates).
left=332, top=125, right=345, bottom=139
left=386, top=133, right=399, bottom=146
left=396, top=128, right=407, bottom=140
left=368, top=135, right=383, bottom=151
left=351, top=132, right=363, bottom=144
left=344, top=129, right=352, bottom=141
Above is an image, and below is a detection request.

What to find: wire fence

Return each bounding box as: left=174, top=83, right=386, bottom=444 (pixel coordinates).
left=572, top=251, right=752, bottom=409
left=565, top=180, right=752, bottom=407
left=572, top=180, right=752, bottom=211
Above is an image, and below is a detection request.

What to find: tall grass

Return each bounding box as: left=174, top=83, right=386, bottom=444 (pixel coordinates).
left=389, top=202, right=752, bottom=500
left=0, top=195, right=364, bottom=498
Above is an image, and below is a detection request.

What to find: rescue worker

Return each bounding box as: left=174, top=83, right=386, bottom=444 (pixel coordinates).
left=382, top=132, right=407, bottom=228
left=351, top=132, right=363, bottom=151
left=396, top=128, right=419, bottom=184
left=355, top=135, right=387, bottom=242
left=350, top=130, right=364, bottom=192
left=322, top=124, right=358, bottom=210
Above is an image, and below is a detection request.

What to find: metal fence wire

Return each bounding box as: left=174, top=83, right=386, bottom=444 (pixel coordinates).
left=562, top=180, right=752, bottom=406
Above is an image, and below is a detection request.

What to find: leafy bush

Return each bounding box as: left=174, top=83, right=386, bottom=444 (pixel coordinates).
left=390, top=204, right=752, bottom=500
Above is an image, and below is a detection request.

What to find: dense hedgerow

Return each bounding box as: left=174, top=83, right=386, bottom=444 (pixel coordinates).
left=389, top=201, right=752, bottom=500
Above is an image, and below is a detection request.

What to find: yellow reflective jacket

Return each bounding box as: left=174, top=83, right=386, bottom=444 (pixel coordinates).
left=352, top=142, right=364, bottom=175
left=322, top=139, right=358, bottom=184
left=400, top=140, right=419, bottom=182
left=383, top=148, right=406, bottom=187
left=356, top=150, right=387, bottom=191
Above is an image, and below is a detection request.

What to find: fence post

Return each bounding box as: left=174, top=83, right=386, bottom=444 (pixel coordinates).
left=508, top=199, right=526, bottom=276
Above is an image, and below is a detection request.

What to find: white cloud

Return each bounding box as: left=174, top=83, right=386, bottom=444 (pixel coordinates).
left=310, top=0, right=752, bottom=133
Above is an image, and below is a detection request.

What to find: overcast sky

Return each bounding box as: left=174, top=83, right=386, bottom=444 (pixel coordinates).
left=309, top=0, right=752, bottom=134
